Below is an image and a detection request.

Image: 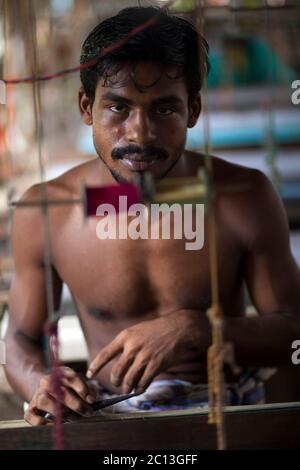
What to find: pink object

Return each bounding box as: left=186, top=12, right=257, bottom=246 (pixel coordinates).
left=84, top=183, right=141, bottom=217
left=45, top=320, right=64, bottom=450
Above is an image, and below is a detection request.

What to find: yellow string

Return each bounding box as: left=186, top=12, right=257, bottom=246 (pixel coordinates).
left=194, top=0, right=227, bottom=450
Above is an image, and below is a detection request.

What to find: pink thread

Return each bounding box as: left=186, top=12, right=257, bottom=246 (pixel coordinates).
left=46, top=320, right=64, bottom=450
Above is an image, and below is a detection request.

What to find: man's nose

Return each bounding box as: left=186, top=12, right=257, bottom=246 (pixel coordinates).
left=126, top=109, right=156, bottom=145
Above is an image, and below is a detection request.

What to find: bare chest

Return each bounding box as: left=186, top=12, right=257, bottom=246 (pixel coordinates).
left=51, top=207, right=244, bottom=320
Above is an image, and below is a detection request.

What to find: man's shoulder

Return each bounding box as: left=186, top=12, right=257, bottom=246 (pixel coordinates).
left=13, top=159, right=104, bottom=239
left=20, top=158, right=103, bottom=202
left=208, top=153, right=278, bottom=213
left=184, top=150, right=267, bottom=188
left=47, top=158, right=105, bottom=197
left=205, top=154, right=287, bottom=248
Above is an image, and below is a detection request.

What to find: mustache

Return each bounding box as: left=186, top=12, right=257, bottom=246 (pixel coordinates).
left=111, top=144, right=169, bottom=161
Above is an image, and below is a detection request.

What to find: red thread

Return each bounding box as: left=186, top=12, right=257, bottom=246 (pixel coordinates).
left=46, top=319, right=64, bottom=450
left=3, top=1, right=174, bottom=85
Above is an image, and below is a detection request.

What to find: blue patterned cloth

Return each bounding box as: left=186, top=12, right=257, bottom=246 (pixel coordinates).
left=91, top=367, right=276, bottom=414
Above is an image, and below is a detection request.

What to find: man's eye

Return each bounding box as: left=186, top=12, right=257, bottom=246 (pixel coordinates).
left=109, top=104, right=128, bottom=113
left=156, top=106, right=173, bottom=116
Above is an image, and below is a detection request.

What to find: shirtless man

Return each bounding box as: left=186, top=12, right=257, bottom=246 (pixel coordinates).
left=4, top=7, right=300, bottom=425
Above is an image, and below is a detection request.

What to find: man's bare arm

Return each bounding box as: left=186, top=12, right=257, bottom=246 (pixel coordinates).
left=223, top=170, right=300, bottom=366
left=4, top=185, right=96, bottom=425
left=4, top=185, right=62, bottom=401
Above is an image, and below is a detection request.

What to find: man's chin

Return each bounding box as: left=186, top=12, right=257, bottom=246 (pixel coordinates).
left=109, top=168, right=131, bottom=184
left=110, top=165, right=166, bottom=184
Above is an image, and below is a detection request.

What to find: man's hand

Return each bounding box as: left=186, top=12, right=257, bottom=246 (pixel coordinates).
left=24, top=366, right=97, bottom=426
left=86, top=310, right=210, bottom=394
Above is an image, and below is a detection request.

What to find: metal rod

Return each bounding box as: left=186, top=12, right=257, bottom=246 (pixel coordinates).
left=10, top=198, right=82, bottom=207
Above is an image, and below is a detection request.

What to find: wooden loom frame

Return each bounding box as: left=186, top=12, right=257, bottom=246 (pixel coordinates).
left=2, top=0, right=299, bottom=451
left=0, top=402, right=300, bottom=450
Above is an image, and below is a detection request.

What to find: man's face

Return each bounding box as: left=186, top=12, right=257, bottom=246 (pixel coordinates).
left=79, top=61, right=200, bottom=182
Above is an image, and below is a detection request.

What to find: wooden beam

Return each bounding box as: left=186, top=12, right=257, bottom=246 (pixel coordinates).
left=0, top=403, right=300, bottom=450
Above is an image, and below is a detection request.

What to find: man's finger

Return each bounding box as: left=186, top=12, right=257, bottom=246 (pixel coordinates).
left=61, top=373, right=96, bottom=403
left=121, top=358, right=147, bottom=394
left=35, top=391, right=57, bottom=416
left=134, top=360, right=161, bottom=394
left=24, top=392, right=56, bottom=426
left=110, top=351, right=136, bottom=387
left=24, top=410, right=47, bottom=426
left=48, top=387, right=93, bottom=417
left=86, top=340, right=123, bottom=378
left=62, top=388, right=93, bottom=416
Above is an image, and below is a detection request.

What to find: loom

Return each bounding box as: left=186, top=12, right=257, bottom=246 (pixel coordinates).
left=1, top=0, right=299, bottom=452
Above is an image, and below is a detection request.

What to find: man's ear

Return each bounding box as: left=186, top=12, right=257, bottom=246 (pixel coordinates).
left=187, top=94, right=201, bottom=128
left=78, top=87, right=93, bottom=125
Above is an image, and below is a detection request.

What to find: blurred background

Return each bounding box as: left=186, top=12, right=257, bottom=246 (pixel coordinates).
left=0, top=0, right=300, bottom=420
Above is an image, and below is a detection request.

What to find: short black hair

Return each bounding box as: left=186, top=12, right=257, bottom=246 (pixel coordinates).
left=80, top=6, right=210, bottom=105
